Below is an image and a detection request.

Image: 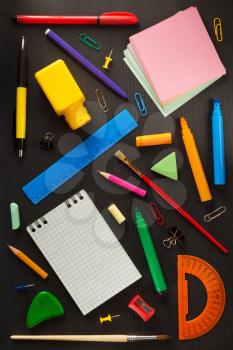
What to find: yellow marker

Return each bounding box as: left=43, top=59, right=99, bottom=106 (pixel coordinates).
left=180, top=117, right=212, bottom=202
left=99, top=314, right=120, bottom=324
left=35, top=59, right=91, bottom=130
left=102, top=49, right=113, bottom=70
left=16, top=36, right=27, bottom=158
left=136, top=133, right=172, bottom=147
left=8, top=245, right=48, bottom=279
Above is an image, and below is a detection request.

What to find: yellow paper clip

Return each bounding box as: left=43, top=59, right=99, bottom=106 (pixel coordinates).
left=99, top=314, right=120, bottom=323
left=214, top=18, right=223, bottom=42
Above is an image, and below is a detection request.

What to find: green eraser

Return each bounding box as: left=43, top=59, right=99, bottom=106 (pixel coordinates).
left=10, top=202, right=20, bottom=230
left=151, top=152, right=178, bottom=180
left=26, top=291, right=64, bottom=328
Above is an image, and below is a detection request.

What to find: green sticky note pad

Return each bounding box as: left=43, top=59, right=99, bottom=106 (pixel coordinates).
left=151, top=152, right=178, bottom=180
left=26, top=291, right=64, bottom=328
left=10, top=202, right=20, bottom=230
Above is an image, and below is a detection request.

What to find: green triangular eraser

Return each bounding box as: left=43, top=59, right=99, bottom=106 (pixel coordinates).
left=26, top=291, right=64, bottom=328
left=151, top=152, right=178, bottom=180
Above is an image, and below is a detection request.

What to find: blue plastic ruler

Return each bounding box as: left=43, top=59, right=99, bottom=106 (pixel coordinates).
left=23, top=109, right=138, bottom=204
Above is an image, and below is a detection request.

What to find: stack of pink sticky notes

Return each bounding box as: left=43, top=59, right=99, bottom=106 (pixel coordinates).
left=124, top=7, right=226, bottom=116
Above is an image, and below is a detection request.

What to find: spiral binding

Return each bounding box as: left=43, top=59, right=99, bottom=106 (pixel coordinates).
left=29, top=192, right=84, bottom=232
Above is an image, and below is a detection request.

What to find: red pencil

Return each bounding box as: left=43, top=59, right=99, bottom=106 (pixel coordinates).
left=12, top=12, right=139, bottom=25
left=115, top=150, right=228, bottom=254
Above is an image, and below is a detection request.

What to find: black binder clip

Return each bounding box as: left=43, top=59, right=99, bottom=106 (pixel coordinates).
left=40, top=132, right=55, bottom=150
left=163, top=227, right=184, bottom=249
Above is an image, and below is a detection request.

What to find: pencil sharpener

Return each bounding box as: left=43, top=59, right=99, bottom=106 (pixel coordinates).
left=128, top=294, right=155, bottom=322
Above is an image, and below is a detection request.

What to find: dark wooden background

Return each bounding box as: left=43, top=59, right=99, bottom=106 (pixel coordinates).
left=1, top=0, right=233, bottom=349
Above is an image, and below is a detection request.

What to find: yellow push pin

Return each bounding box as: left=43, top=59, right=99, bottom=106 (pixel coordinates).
left=102, top=49, right=113, bottom=70
left=99, top=313, right=120, bottom=324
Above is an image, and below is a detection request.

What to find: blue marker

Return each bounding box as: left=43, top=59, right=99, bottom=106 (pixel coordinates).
left=212, top=98, right=226, bottom=185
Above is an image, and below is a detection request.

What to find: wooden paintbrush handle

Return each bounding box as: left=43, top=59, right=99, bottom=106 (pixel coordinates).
left=11, top=335, right=128, bottom=342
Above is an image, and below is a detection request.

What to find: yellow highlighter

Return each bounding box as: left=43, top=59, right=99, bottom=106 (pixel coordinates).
left=16, top=36, right=27, bottom=158
left=180, top=117, right=212, bottom=202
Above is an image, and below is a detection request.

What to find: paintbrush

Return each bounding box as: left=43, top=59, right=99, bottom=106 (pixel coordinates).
left=114, top=150, right=227, bottom=254
left=11, top=334, right=172, bottom=342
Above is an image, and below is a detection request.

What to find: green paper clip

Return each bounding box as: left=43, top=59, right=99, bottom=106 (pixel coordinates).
left=79, top=33, right=101, bottom=51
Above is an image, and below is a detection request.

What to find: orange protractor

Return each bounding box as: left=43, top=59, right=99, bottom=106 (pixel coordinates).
left=178, top=255, right=225, bottom=340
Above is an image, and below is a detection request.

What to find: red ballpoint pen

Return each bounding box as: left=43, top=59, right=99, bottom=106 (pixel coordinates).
left=13, top=12, right=139, bottom=25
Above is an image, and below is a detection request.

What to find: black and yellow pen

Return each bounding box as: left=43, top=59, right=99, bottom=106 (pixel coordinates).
left=16, top=36, right=27, bottom=158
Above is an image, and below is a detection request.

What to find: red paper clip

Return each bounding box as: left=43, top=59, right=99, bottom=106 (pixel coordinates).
left=128, top=294, right=155, bottom=322
left=149, top=202, right=165, bottom=226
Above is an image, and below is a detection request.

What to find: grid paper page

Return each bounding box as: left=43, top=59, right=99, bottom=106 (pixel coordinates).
left=27, top=190, right=141, bottom=315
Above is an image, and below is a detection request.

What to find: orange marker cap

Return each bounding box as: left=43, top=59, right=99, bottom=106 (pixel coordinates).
left=136, top=133, right=172, bottom=147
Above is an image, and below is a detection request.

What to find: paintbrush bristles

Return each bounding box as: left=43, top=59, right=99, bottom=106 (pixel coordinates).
left=114, top=150, right=127, bottom=162
left=156, top=335, right=173, bottom=340
left=115, top=150, right=143, bottom=177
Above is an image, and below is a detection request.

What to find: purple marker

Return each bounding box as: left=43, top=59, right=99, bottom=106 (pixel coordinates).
left=45, top=29, right=128, bottom=100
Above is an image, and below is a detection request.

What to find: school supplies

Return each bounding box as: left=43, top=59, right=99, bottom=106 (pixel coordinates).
left=99, top=314, right=120, bottom=324
left=128, top=294, right=155, bottom=322
left=10, top=203, right=20, bottom=230
left=35, top=60, right=91, bottom=130
left=136, top=133, right=172, bottom=147
left=135, top=209, right=167, bottom=294
left=178, top=255, right=225, bottom=340
left=40, top=132, right=55, bottom=150
left=102, top=49, right=113, bottom=70
left=214, top=18, right=223, bottom=42
left=23, top=109, right=137, bottom=204
left=149, top=202, right=165, bottom=226
left=115, top=150, right=228, bottom=254
left=108, top=204, right=126, bottom=224
left=8, top=245, right=48, bottom=279
left=123, top=7, right=226, bottom=116
left=26, top=291, right=64, bottom=328
left=14, top=283, right=35, bottom=292
left=151, top=152, right=178, bottom=180
left=45, top=29, right=128, bottom=100
left=163, top=227, right=184, bottom=249
left=204, top=206, right=226, bottom=223
left=79, top=33, right=101, bottom=50
left=11, top=334, right=172, bottom=342
left=13, top=12, right=139, bottom=25
left=134, top=93, right=148, bottom=117
left=180, top=117, right=212, bottom=202
left=98, top=171, right=147, bottom=197
left=26, top=190, right=141, bottom=315
left=95, top=89, right=108, bottom=112
left=16, top=36, right=27, bottom=158
left=212, top=99, right=226, bottom=185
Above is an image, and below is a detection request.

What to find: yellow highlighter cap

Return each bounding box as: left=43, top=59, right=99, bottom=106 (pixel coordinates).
left=64, top=103, right=91, bottom=130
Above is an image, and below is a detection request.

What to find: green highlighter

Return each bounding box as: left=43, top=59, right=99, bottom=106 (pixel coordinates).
left=135, top=208, right=167, bottom=295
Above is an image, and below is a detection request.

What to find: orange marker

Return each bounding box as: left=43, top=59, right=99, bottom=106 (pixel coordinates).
left=8, top=245, right=48, bottom=279
left=180, top=117, right=212, bottom=202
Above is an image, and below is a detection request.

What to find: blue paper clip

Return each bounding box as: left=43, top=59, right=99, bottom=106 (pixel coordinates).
left=79, top=33, right=101, bottom=51
left=134, top=93, right=148, bottom=117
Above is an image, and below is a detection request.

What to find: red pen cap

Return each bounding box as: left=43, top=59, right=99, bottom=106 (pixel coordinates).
left=99, top=12, right=139, bottom=25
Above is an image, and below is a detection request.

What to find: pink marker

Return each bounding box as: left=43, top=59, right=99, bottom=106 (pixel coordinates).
left=98, top=171, right=147, bottom=198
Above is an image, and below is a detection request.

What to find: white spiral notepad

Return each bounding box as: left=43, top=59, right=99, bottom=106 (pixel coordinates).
left=26, top=190, right=141, bottom=315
